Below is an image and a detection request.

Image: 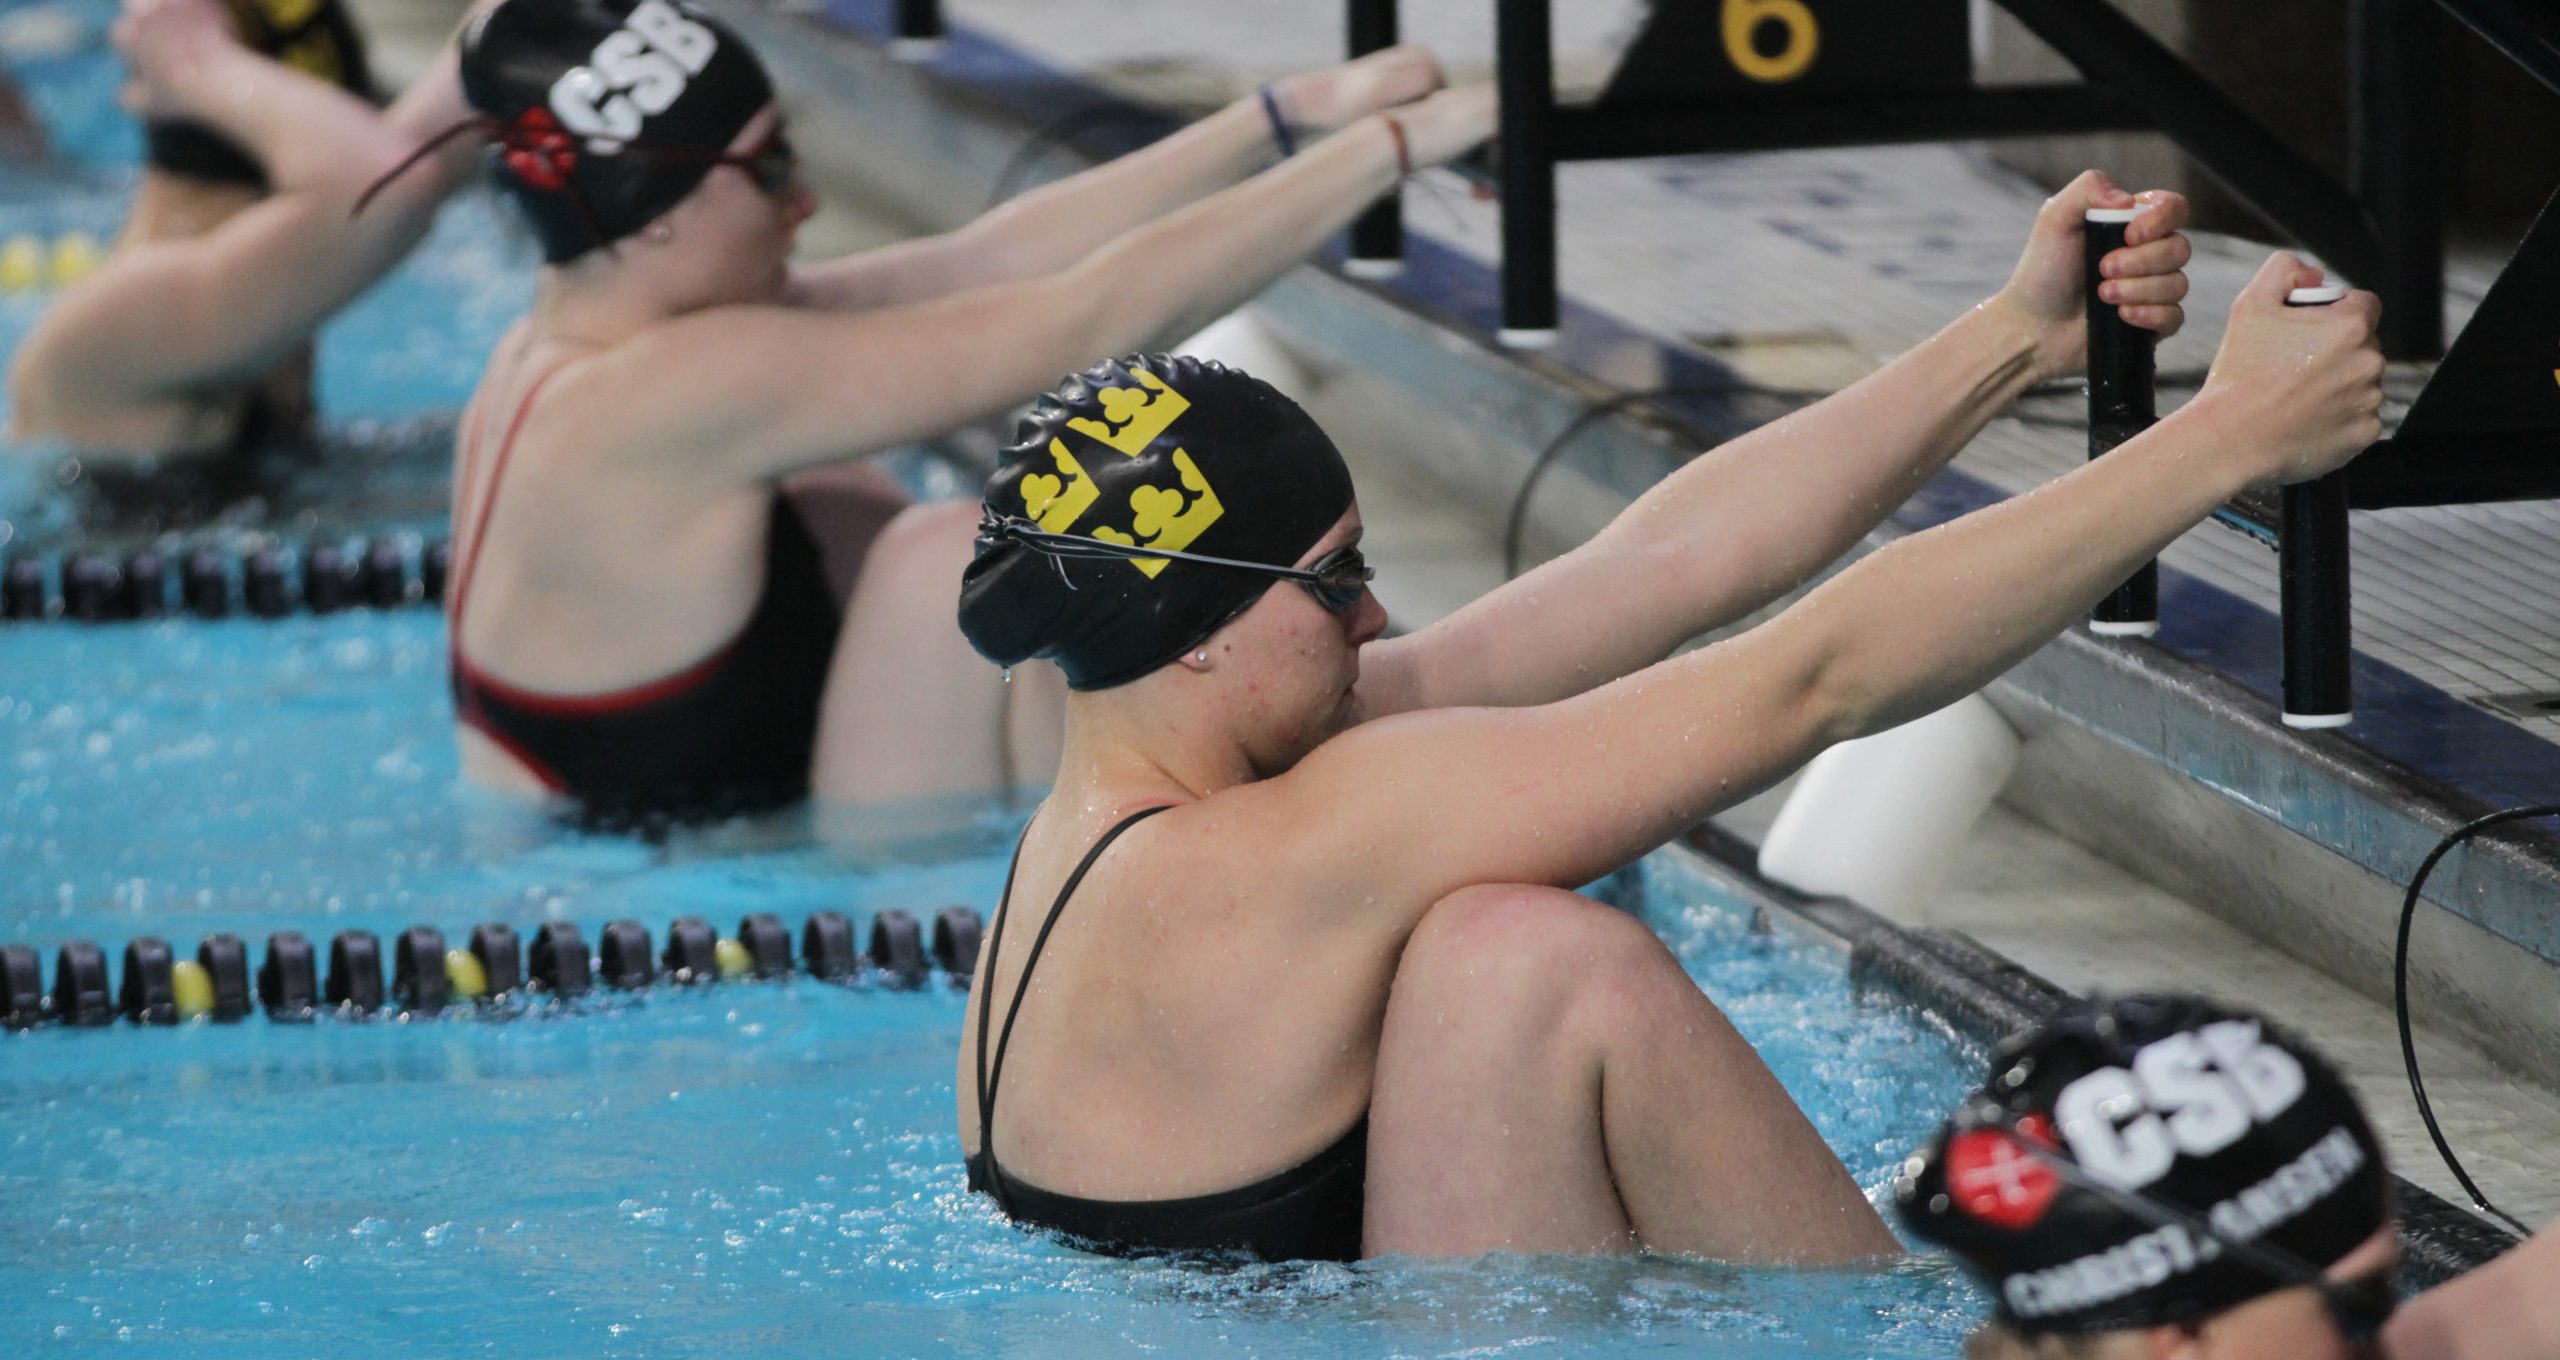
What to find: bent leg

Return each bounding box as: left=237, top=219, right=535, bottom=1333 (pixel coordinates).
left=782, top=460, right=912, bottom=604
left=1365, top=885, right=1897, bottom=1263
left=809, top=499, right=1067, bottom=824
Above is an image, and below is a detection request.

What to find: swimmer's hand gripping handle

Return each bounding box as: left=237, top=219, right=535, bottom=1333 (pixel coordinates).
left=2084, top=209, right=2160, bottom=637
left=2279, top=279, right=2353, bottom=728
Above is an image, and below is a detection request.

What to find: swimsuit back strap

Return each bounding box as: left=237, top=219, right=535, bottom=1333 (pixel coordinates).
left=975, top=805, right=1171, bottom=1209
left=447, top=366, right=565, bottom=640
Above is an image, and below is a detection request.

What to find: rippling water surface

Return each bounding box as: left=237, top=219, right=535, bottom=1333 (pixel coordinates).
left=0, top=613, right=1992, bottom=1358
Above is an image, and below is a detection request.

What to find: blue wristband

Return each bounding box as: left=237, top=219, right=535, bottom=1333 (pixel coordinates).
left=1258, top=85, right=1297, bottom=158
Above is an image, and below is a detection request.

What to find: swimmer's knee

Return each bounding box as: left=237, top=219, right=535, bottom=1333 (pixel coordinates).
left=859, top=499, right=981, bottom=574
left=1397, top=885, right=1666, bottom=1002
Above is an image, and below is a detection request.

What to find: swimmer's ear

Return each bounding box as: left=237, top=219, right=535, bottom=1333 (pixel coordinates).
left=2142, top=1320, right=2207, bottom=1360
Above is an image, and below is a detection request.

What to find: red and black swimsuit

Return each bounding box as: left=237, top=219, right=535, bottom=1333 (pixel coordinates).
left=447, top=372, right=842, bottom=826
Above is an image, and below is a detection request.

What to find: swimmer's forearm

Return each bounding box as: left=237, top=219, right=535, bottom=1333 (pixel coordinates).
left=154, top=42, right=404, bottom=195
left=653, top=116, right=1407, bottom=480
left=1368, top=298, right=2040, bottom=719
left=1609, top=296, right=2043, bottom=617
left=1789, top=393, right=2251, bottom=742
left=794, top=94, right=1287, bottom=310
left=1071, top=115, right=1404, bottom=351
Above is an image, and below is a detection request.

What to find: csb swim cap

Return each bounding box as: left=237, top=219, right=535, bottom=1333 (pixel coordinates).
left=146, top=0, right=376, bottom=189
left=1897, top=995, right=2391, bottom=1336
left=958, top=355, right=1356, bottom=690
left=457, top=0, right=772, bottom=263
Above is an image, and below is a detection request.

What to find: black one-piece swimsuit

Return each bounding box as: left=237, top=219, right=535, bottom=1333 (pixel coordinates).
left=968, top=807, right=1371, bottom=1262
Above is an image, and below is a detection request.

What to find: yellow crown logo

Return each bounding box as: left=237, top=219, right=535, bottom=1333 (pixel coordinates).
left=1019, top=438, right=1103, bottom=533
left=1066, top=369, right=1191, bottom=456
left=1090, top=449, right=1223, bottom=577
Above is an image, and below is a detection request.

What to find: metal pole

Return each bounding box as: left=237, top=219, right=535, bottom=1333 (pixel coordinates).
left=1345, top=0, right=1405, bottom=277
left=891, top=0, right=944, bottom=58
left=2281, top=477, right=2354, bottom=727
left=1990, top=0, right=2384, bottom=288
left=1495, top=0, right=1558, bottom=345
left=2353, top=0, right=2445, bottom=358
left=2084, top=210, right=2158, bottom=635
left=2279, top=284, right=2355, bottom=728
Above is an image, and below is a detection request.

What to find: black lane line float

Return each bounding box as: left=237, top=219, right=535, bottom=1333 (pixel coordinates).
left=0, top=907, right=985, bottom=1031
left=0, top=535, right=452, bottom=623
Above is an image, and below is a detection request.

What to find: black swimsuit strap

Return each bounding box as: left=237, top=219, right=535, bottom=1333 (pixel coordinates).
left=974, top=805, right=1171, bottom=1211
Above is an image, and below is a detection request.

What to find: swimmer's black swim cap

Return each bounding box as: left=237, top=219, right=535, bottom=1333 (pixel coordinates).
left=459, top=0, right=772, bottom=263
left=1896, top=995, right=2389, bottom=1336
left=145, top=0, right=375, bottom=190
left=958, top=355, right=1356, bottom=690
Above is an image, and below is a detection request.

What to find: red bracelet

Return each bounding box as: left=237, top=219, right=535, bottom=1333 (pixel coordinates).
left=1381, top=114, right=1412, bottom=180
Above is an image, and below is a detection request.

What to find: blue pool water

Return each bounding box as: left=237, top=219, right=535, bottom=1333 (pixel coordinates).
left=1, top=613, right=1998, bottom=1357
left=4, top=8, right=1999, bottom=1350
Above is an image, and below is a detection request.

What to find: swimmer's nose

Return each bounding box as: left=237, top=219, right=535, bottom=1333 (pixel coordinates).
left=1345, top=590, right=1387, bottom=646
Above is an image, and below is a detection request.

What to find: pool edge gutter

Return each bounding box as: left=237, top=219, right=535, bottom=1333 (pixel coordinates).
left=1660, top=829, right=2523, bottom=1285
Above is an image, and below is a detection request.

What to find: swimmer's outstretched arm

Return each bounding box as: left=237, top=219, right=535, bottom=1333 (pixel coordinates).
left=9, top=0, right=467, bottom=409
left=1356, top=171, right=2192, bottom=720
left=1263, top=253, right=2378, bottom=915
left=786, top=46, right=1444, bottom=312
left=598, top=86, right=1495, bottom=485
left=2385, top=1216, right=2560, bottom=1360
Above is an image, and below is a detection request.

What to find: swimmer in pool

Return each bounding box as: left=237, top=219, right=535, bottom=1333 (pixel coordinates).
left=1899, top=993, right=2560, bottom=1360
left=950, top=212, right=2388, bottom=1261
left=408, top=0, right=1483, bottom=824
left=6, top=0, right=492, bottom=461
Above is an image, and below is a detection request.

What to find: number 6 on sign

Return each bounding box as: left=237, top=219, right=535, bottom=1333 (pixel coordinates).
left=1723, top=0, right=1819, bottom=83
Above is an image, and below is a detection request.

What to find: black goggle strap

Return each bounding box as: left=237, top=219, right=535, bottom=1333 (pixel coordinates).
left=1982, top=1117, right=2391, bottom=1335
left=352, top=114, right=616, bottom=256
left=982, top=513, right=1367, bottom=591
left=350, top=115, right=489, bottom=218
left=353, top=116, right=769, bottom=252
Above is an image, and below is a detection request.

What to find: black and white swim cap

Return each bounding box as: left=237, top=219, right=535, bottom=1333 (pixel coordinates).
left=459, top=0, right=773, bottom=262
left=1897, top=994, right=2390, bottom=1335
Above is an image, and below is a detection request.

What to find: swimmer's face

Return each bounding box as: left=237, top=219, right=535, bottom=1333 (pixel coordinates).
left=662, top=105, right=814, bottom=304
left=1212, top=506, right=1385, bottom=776
left=2127, top=1227, right=2399, bottom=1360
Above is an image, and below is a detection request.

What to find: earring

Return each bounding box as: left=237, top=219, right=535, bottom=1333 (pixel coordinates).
left=1194, top=651, right=1209, bottom=663
left=647, top=222, right=674, bottom=244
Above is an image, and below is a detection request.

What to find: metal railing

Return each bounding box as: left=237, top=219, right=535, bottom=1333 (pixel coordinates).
left=1341, top=0, right=2560, bottom=728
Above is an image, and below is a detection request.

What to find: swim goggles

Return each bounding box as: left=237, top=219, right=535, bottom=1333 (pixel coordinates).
left=686, top=127, right=799, bottom=197
left=981, top=513, right=1374, bottom=614
left=1983, top=1117, right=2400, bottom=1344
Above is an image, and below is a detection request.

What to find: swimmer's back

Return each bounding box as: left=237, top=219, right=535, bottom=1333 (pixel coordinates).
left=447, top=329, right=786, bottom=695
left=958, top=799, right=1394, bottom=1204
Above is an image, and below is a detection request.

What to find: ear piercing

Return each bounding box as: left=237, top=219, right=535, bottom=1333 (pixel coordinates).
left=647, top=223, right=674, bottom=244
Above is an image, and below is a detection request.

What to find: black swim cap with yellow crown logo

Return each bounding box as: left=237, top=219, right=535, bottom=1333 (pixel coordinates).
left=959, top=355, right=1356, bottom=690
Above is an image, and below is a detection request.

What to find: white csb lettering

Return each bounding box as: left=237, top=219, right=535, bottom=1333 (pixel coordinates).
left=2055, top=1067, right=2174, bottom=1188
left=2199, top=1019, right=2306, bottom=1119
left=547, top=0, right=720, bottom=143
left=2134, top=1034, right=2249, bottom=1163
left=2051, top=1023, right=2311, bottom=1191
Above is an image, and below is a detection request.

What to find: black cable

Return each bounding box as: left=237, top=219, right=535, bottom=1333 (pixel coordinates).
left=1501, top=384, right=1827, bottom=580
left=2396, top=806, right=2554, bottom=1237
